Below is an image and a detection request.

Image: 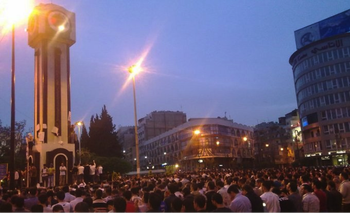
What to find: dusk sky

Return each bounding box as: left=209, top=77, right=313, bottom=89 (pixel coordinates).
left=0, top=0, right=349, bottom=132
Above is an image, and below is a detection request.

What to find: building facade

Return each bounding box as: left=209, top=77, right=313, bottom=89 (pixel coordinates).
left=138, top=111, right=187, bottom=145
left=139, top=117, right=254, bottom=171
left=290, top=32, right=350, bottom=165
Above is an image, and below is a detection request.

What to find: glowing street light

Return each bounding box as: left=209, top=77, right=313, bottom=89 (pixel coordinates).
left=194, top=129, right=201, bottom=135
left=1, top=0, right=34, bottom=190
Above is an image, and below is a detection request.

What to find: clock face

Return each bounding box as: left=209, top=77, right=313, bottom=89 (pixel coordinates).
left=48, top=11, right=70, bottom=32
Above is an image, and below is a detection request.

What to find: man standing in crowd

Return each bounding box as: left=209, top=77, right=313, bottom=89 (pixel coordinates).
left=47, top=163, right=55, bottom=188
left=287, top=182, right=303, bottom=212
left=41, top=164, right=48, bottom=187
left=241, top=184, right=264, bottom=212
left=339, top=171, right=350, bottom=211
left=260, top=180, right=281, bottom=212
left=90, top=160, right=96, bottom=183
left=211, top=193, right=232, bottom=212
left=227, top=184, right=252, bottom=212
left=29, top=164, right=37, bottom=187
left=301, top=184, right=320, bottom=212
left=59, top=163, right=67, bottom=186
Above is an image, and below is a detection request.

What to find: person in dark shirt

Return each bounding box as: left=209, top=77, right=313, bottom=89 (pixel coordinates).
left=287, top=181, right=302, bottom=212
left=241, top=184, right=264, bottom=212
left=147, top=192, right=162, bottom=212
left=272, top=187, right=296, bottom=212
left=205, top=181, right=217, bottom=212
left=171, top=196, right=183, bottom=212
left=211, top=193, right=232, bottom=212
left=327, top=180, right=342, bottom=212
left=164, top=183, right=178, bottom=212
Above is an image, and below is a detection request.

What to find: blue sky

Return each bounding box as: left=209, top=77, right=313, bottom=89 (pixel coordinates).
left=0, top=0, right=349, bottom=131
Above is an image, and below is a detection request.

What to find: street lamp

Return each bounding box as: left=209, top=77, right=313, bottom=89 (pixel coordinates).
left=1, top=0, right=34, bottom=190
left=75, top=121, right=83, bottom=164
left=128, top=65, right=141, bottom=177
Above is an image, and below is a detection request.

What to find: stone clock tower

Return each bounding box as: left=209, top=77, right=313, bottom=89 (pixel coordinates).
left=27, top=3, right=76, bottom=186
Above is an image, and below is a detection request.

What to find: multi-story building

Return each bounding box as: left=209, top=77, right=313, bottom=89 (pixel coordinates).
left=116, top=126, right=136, bottom=167
left=138, top=111, right=187, bottom=145
left=139, top=117, right=254, bottom=171
left=289, top=10, right=350, bottom=166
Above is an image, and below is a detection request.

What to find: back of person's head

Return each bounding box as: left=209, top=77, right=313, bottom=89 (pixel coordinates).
left=301, top=175, right=309, bottom=183
left=191, top=182, right=198, bottom=191
left=327, top=180, right=336, bottom=189
left=31, top=204, right=43, bottom=212
left=171, top=196, right=183, bottom=212
left=74, top=201, right=90, bottom=212
left=313, top=180, right=322, bottom=189
left=38, top=192, right=48, bottom=205
left=123, top=190, right=132, bottom=201
left=242, top=184, right=254, bottom=193
left=75, top=188, right=83, bottom=197
left=211, top=192, right=223, bottom=205
left=207, top=181, right=215, bottom=190
left=303, top=184, right=312, bottom=193
left=289, top=182, right=298, bottom=193
left=227, top=184, right=240, bottom=194
left=130, top=187, right=139, bottom=195
left=182, top=195, right=195, bottom=212
left=83, top=197, right=93, bottom=208
left=13, top=195, right=24, bottom=208
left=52, top=204, right=64, bottom=212
left=225, top=177, right=232, bottom=185
left=148, top=192, right=162, bottom=210
left=341, top=172, right=349, bottom=180
left=194, top=195, right=206, bottom=209
left=262, top=180, right=273, bottom=191
left=0, top=201, right=12, bottom=212
left=216, top=180, right=224, bottom=188
left=56, top=190, right=65, bottom=201
left=62, top=185, right=69, bottom=193
left=46, top=190, right=55, bottom=198
left=29, top=187, right=37, bottom=196
left=272, top=187, right=281, bottom=195
left=168, top=183, right=178, bottom=194
left=114, top=197, right=126, bottom=212
left=95, top=189, right=103, bottom=199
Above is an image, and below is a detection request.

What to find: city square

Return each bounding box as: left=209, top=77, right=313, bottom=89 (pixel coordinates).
left=0, top=0, right=350, bottom=212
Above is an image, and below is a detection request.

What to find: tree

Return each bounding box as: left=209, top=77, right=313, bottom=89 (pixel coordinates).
left=0, top=120, right=27, bottom=169
left=85, top=105, right=122, bottom=157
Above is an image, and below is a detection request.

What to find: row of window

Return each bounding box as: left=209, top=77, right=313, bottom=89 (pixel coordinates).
left=323, top=122, right=350, bottom=134
left=297, top=76, right=350, bottom=102
left=294, top=46, right=350, bottom=77
left=325, top=137, right=350, bottom=150
left=295, top=62, right=350, bottom=91
left=321, top=107, right=350, bottom=121
left=300, top=91, right=350, bottom=115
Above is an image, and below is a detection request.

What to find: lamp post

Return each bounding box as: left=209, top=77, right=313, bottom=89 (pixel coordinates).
left=2, top=0, right=34, bottom=191
left=75, top=121, right=83, bottom=164
left=128, top=65, right=140, bottom=178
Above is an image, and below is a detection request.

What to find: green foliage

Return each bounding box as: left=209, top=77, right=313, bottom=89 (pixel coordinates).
left=84, top=105, right=122, bottom=157
left=0, top=120, right=27, bottom=170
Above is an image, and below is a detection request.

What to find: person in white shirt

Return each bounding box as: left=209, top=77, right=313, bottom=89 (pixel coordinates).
left=90, top=160, right=96, bottom=183
left=59, top=163, right=67, bottom=186
left=51, top=190, right=72, bottom=213
left=260, top=180, right=281, bottom=212
left=97, top=165, right=103, bottom=182
left=301, top=183, right=320, bottom=212
left=70, top=188, right=85, bottom=211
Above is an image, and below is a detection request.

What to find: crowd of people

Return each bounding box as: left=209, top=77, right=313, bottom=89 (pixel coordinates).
left=0, top=165, right=350, bottom=212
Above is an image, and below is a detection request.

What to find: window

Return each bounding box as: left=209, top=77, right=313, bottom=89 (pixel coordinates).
left=324, top=125, right=329, bottom=135
left=321, top=111, right=327, bottom=120
left=327, top=51, right=334, bottom=60
left=343, top=47, right=350, bottom=58
left=320, top=96, right=326, bottom=106
left=339, top=123, right=345, bottom=133
left=325, top=140, right=331, bottom=149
